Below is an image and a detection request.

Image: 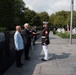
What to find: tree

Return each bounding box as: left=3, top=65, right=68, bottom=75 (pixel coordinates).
left=38, top=11, right=49, bottom=22
left=24, top=9, right=42, bottom=26
left=14, top=0, right=26, bottom=26
left=0, top=0, right=14, bottom=30
left=0, top=0, right=26, bottom=30
left=73, top=11, right=76, bottom=27
left=49, top=10, right=73, bottom=28
left=65, top=15, right=70, bottom=26
left=54, top=16, right=65, bottom=27
left=49, top=14, right=56, bottom=26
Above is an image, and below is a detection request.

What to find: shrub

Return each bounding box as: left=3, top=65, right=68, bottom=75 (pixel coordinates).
left=72, top=34, right=76, bottom=39
left=56, top=32, right=76, bottom=39
left=56, top=32, right=69, bottom=38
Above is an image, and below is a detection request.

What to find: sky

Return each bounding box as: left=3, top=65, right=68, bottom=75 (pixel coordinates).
left=23, top=0, right=76, bottom=15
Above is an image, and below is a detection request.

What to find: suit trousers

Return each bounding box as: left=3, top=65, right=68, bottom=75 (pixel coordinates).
left=16, top=50, right=22, bottom=66
left=24, top=44, right=30, bottom=59
left=33, top=36, right=37, bottom=44
left=42, top=45, right=48, bottom=60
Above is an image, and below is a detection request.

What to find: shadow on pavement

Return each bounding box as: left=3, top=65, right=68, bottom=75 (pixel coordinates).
left=49, top=37, right=57, bottom=40
left=3, top=39, right=43, bottom=75
left=3, top=38, right=71, bottom=75
left=18, top=42, right=43, bottom=75
left=48, top=53, right=71, bottom=60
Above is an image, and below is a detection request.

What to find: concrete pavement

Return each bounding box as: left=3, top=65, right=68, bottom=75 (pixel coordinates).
left=4, top=32, right=76, bottom=75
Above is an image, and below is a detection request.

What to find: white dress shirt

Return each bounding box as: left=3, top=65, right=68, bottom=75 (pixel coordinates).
left=14, top=31, right=24, bottom=51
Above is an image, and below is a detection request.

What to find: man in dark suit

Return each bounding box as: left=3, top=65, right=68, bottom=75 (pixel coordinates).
left=31, top=26, right=37, bottom=45
left=22, top=23, right=32, bottom=60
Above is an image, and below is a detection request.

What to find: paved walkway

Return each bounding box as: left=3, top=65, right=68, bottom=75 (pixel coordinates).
left=4, top=32, right=76, bottom=75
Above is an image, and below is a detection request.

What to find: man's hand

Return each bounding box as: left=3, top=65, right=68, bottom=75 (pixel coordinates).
left=45, top=39, right=48, bottom=43
left=45, top=31, right=48, bottom=34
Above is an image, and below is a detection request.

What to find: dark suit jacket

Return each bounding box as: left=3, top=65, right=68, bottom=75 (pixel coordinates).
left=22, top=28, right=32, bottom=46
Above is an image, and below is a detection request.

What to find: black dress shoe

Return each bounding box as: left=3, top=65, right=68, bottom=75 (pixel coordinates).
left=25, top=58, right=30, bottom=61
left=20, top=63, right=24, bottom=66
left=17, top=65, right=22, bottom=68
left=33, top=43, right=36, bottom=45
left=28, top=57, right=31, bottom=59
left=41, top=59, right=47, bottom=61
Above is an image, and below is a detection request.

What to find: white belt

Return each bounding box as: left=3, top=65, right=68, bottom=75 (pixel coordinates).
left=42, top=36, right=46, bottom=38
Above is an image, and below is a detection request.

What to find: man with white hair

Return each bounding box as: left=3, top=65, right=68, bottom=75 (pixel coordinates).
left=22, top=23, right=32, bottom=60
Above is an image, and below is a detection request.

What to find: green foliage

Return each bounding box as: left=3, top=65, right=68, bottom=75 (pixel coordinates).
left=49, top=10, right=72, bottom=28
left=1, top=0, right=76, bottom=32
left=73, top=12, right=76, bottom=27
left=0, top=0, right=26, bottom=31
left=54, top=16, right=65, bottom=27
left=56, top=32, right=76, bottom=39
left=56, top=32, right=70, bottom=38
left=0, top=0, right=14, bottom=30
left=72, top=34, right=76, bottom=39
left=24, top=9, right=42, bottom=26
left=24, top=10, right=50, bottom=26
left=49, top=14, right=56, bottom=25
left=14, top=0, right=26, bottom=25
left=0, top=27, right=7, bottom=32
left=38, top=11, right=49, bottom=22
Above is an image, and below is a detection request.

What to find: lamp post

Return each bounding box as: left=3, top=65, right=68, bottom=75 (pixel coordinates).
left=70, top=0, right=74, bottom=44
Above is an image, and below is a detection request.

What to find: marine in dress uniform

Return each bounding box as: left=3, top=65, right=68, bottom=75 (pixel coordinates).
left=41, top=22, right=50, bottom=61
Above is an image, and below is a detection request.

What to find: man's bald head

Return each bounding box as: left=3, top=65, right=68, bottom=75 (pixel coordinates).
left=16, top=26, right=21, bottom=32
left=24, top=23, right=29, bottom=29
